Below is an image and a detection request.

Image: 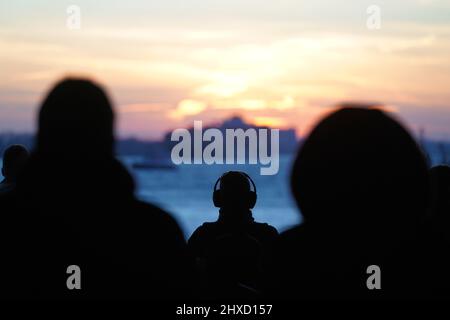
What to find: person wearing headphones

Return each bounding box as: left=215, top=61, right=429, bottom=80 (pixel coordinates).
left=187, top=171, right=278, bottom=298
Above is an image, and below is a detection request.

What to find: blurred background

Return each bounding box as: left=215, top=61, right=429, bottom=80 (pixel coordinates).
left=1, top=0, right=449, bottom=237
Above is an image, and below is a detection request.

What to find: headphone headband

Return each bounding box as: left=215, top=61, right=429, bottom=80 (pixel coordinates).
left=213, top=171, right=257, bottom=193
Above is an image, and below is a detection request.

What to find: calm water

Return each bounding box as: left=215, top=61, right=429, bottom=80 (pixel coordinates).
left=0, top=155, right=301, bottom=238
left=121, top=155, right=301, bottom=238
left=2, top=144, right=447, bottom=239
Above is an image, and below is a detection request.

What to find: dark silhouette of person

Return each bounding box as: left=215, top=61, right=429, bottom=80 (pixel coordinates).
left=428, top=165, right=450, bottom=228
left=0, top=78, right=192, bottom=299
left=188, top=171, right=278, bottom=298
left=418, top=165, right=450, bottom=298
left=270, top=107, right=429, bottom=299
left=0, top=144, right=29, bottom=195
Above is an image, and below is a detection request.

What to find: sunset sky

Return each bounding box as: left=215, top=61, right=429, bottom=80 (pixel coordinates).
left=1, top=0, right=450, bottom=140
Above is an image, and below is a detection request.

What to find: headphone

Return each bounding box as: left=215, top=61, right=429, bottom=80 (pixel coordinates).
left=213, top=171, right=257, bottom=209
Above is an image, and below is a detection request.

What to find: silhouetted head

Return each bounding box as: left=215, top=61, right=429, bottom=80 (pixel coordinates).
left=1, top=144, right=29, bottom=182
left=429, top=165, right=450, bottom=219
left=37, top=78, right=114, bottom=158
left=213, top=171, right=257, bottom=210
left=291, top=107, right=429, bottom=247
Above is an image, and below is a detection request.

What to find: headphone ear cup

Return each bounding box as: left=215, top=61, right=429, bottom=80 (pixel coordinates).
left=213, top=190, right=221, bottom=207
left=248, top=191, right=257, bottom=209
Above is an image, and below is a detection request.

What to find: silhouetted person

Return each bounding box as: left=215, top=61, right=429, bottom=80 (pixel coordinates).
left=419, top=165, right=450, bottom=298
left=0, top=78, right=191, bottom=299
left=0, top=145, right=29, bottom=195
left=203, top=233, right=264, bottom=299
left=429, top=165, right=450, bottom=227
left=188, top=171, right=278, bottom=298
left=271, top=107, right=429, bottom=299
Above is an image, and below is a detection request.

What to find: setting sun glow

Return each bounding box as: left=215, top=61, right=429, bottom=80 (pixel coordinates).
left=0, top=1, right=449, bottom=140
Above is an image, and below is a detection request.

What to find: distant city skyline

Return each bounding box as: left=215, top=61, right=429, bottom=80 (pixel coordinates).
left=1, top=0, right=450, bottom=140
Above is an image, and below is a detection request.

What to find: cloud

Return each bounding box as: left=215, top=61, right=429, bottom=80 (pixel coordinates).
left=118, top=103, right=168, bottom=114
left=1, top=1, right=450, bottom=139
left=169, top=99, right=208, bottom=119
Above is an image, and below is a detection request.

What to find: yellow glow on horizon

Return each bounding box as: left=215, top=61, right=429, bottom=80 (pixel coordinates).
left=253, top=117, right=288, bottom=128
left=1, top=2, right=450, bottom=139
left=170, top=99, right=208, bottom=119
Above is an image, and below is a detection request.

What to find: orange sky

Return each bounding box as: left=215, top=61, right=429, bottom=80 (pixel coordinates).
left=1, top=0, right=450, bottom=140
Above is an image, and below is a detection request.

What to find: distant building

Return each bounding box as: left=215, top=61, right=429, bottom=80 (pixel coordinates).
left=164, top=116, right=298, bottom=154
